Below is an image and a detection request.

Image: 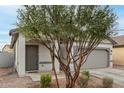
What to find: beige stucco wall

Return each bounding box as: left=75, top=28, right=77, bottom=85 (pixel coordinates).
left=38, top=44, right=60, bottom=72
left=39, top=45, right=51, bottom=62
left=38, top=45, right=52, bottom=71
left=18, top=33, right=26, bottom=77
left=14, top=37, right=19, bottom=72
left=113, top=47, right=124, bottom=65
left=14, top=33, right=25, bottom=77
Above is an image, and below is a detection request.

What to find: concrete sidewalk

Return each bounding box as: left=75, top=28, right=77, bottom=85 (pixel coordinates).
left=26, top=72, right=65, bottom=82
left=89, top=68, right=124, bottom=87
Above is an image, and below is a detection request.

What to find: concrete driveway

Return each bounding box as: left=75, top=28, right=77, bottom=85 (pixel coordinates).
left=89, top=68, right=124, bottom=87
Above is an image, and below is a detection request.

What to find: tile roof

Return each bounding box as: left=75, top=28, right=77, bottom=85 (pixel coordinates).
left=112, top=35, right=124, bottom=46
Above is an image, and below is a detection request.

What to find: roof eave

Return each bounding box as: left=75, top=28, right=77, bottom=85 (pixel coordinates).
left=113, top=45, right=124, bottom=48
left=9, top=28, right=19, bottom=49
left=10, top=33, right=19, bottom=49
left=108, top=37, right=118, bottom=45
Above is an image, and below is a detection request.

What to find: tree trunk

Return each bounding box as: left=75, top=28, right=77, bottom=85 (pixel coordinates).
left=51, top=51, right=59, bottom=88
left=65, top=78, right=76, bottom=88
left=64, top=71, right=77, bottom=88
left=64, top=66, right=81, bottom=88
left=52, top=61, right=59, bottom=88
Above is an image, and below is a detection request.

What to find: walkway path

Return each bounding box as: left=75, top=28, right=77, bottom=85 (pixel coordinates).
left=89, top=68, right=124, bottom=87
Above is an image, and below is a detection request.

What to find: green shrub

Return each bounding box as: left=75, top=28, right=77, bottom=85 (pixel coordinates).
left=77, top=71, right=90, bottom=88
left=81, top=70, right=90, bottom=78
left=77, top=74, right=89, bottom=88
left=40, top=74, right=52, bottom=88
left=103, top=77, right=113, bottom=88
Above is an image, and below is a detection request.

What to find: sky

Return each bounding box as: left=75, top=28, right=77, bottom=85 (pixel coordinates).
left=0, top=6, right=20, bottom=50
left=0, top=5, right=124, bottom=50
left=111, top=6, right=124, bottom=34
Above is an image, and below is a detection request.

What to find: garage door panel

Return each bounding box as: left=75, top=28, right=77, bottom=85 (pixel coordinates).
left=81, top=49, right=109, bottom=69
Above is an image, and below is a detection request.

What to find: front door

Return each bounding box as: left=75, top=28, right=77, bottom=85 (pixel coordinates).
left=26, top=45, right=38, bottom=71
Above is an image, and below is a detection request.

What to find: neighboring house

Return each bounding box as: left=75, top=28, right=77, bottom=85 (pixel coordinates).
left=112, top=35, right=124, bottom=66
left=2, top=44, right=13, bottom=53
left=9, top=29, right=116, bottom=77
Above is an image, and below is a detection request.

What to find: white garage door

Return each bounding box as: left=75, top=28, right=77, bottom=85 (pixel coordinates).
left=61, top=46, right=109, bottom=70
left=81, top=49, right=109, bottom=69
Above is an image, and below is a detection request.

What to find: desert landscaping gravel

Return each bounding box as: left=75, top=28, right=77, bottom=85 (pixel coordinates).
left=0, top=68, right=39, bottom=88
left=0, top=68, right=122, bottom=88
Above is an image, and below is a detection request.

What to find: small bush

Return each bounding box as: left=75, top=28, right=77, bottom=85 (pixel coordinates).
left=81, top=70, right=90, bottom=78
left=77, top=71, right=90, bottom=88
left=40, top=74, right=52, bottom=88
left=103, top=77, right=113, bottom=88
left=77, top=75, right=89, bottom=88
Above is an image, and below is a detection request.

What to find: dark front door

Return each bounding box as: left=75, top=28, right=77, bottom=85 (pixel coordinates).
left=26, top=45, right=38, bottom=71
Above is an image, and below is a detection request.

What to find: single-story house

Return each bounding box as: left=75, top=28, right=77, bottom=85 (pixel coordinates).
left=2, top=44, right=14, bottom=53
left=112, top=35, right=124, bottom=66
left=9, top=29, right=116, bottom=77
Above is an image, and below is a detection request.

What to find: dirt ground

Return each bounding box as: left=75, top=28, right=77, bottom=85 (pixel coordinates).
left=0, top=68, right=39, bottom=88
left=0, top=68, right=122, bottom=88
left=49, top=75, right=122, bottom=88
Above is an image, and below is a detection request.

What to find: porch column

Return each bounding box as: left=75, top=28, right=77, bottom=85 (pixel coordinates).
left=18, top=33, right=25, bottom=77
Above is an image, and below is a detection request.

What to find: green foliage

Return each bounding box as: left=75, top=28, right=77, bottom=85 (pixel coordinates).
left=40, top=74, right=52, bottom=88
left=81, top=70, right=90, bottom=78
left=103, top=77, right=113, bottom=88
left=77, top=74, right=90, bottom=88
left=77, top=70, right=90, bottom=88
left=17, top=5, right=117, bottom=42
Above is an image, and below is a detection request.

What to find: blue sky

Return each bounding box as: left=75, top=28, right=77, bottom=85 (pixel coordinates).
left=0, top=6, right=20, bottom=50
left=111, top=6, right=124, bottom=34
left=0, top=5, right=124, bottom=50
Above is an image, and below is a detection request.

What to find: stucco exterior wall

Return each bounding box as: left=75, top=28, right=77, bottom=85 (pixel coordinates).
left=38, top=45, right=52, bottom=72
left=18, top=33, right=25, bottom=77
left=113, top=47, right=124, bottom=66
left=15, top=33, right=25, bottom=77
left=14, top=37, right=19, bottom=72
left=38, top=44, right=60, bottom=72
left=39, top=45, right=51, bottom=62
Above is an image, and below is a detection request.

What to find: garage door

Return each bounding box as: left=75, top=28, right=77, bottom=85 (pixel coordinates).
left=81, top=49, right=109, bottom=69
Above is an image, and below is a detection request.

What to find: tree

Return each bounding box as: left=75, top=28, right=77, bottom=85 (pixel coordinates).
left=17, top=5, right=117, bottom=88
